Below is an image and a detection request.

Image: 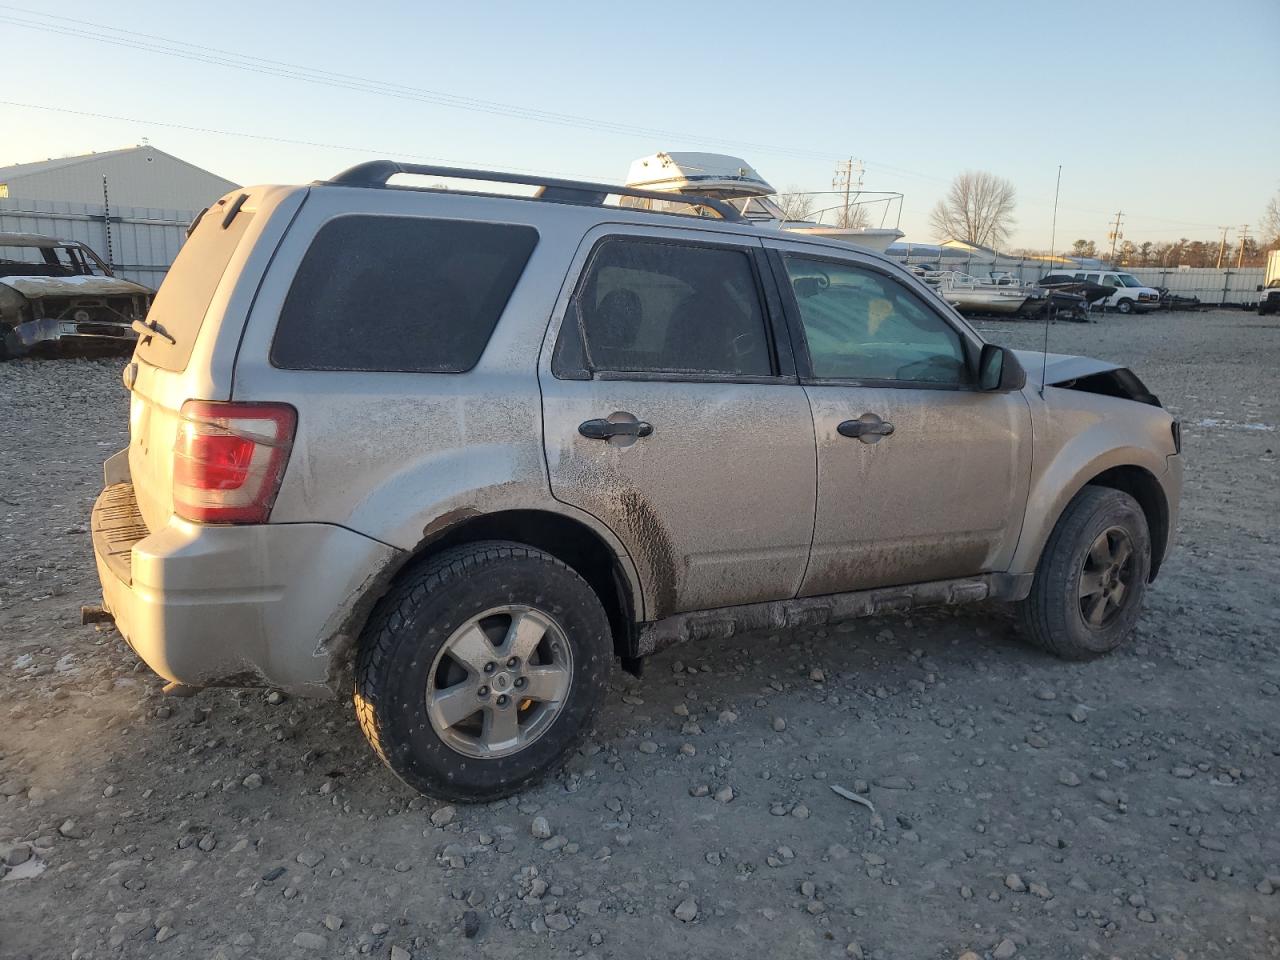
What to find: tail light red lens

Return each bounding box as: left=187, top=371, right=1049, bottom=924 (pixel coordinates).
left=173, top=401, right=297, bottom=524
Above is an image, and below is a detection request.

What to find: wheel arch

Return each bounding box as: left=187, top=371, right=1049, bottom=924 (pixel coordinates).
left=379, top=508, right=643, bottom=665
left=1012, top=421, right=1176, bottom=586
left=1083, top=465, right=1169, bottom=578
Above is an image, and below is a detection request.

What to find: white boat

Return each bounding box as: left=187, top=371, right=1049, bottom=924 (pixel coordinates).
left=622, top=152, right=905, bottom=254
left=924, top=271, right=1031, bottom=315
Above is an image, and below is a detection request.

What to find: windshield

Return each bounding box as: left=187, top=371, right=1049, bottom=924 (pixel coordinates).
left=1117, top=274, right=1144, bottom=288
left=731, top=196, right=790, bottom=222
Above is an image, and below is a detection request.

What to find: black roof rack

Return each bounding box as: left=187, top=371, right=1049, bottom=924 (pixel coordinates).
left=322, top=161, right=743, bottom=223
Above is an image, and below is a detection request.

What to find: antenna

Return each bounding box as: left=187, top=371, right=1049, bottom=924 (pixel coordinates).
left=1040, top=165, right=1062, bottom=399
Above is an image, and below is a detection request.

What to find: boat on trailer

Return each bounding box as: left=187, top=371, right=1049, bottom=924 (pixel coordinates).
left=622, top=152, right=905, bottom=254
left=924, top=271, right=1032, bottom=315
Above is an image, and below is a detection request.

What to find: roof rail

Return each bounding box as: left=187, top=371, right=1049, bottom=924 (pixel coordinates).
left=322, top=161, right=743, bottom=222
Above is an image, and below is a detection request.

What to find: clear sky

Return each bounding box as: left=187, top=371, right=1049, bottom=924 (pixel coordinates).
left=2, top=0, right=1277, bottom=250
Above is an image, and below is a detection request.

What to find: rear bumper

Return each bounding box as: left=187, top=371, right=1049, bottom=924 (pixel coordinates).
left=91, top=483, right=402, bottom=697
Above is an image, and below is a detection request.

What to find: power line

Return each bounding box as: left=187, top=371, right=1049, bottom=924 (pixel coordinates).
left=0, top=4, right=967, bottom=187
left=0, top=4, right=1241, bottom=232
left=0, top=100, right=612, bottom=182
left=0, top=7, right=839, bottom=165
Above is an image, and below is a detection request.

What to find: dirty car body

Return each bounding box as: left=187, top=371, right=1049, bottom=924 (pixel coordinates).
left=86, top=164, right=1183, bottom=800
left=0, top=233, right=151, bottom=358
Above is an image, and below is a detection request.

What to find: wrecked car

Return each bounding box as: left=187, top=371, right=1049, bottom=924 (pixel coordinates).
left=0, top=232, right=151, bottom=359
left=87, top=163, right=1182, bottom=802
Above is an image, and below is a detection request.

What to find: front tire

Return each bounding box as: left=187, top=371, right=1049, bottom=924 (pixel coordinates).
left=1116, top=298, right=1134, bottom=315
left=1017, top=487, right=1151, bottom=660
left=355, top=541, right=613, bottom=801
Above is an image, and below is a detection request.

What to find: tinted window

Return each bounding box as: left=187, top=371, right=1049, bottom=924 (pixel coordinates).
left=572, top=239, right=771, bottom=377
left=272, top=215, right=538, bottom=373
left=783, top=256, right=967, bottom=384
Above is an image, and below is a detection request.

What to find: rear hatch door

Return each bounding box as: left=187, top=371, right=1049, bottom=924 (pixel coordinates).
left=126, top=187, right=303, bottom=532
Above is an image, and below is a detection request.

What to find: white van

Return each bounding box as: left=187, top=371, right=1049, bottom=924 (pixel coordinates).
left=1072, top=271, right=1161, bottom=314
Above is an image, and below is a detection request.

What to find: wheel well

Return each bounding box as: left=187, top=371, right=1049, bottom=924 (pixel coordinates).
left=403, top=509, right=638, bottom=662
left=1086, top=466, right=1169, bottom=578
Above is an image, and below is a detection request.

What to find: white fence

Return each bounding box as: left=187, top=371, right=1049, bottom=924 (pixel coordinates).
left=0, top=196, right=194, bottom=290
left=892, top=251, right=1266, bottom=306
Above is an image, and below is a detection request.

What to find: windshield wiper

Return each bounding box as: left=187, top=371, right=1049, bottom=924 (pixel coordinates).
left=132, top=317, right=176, bottom=345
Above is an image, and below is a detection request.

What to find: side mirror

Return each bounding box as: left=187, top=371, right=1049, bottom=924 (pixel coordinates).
left=979, top=343, right=1026, bottom=393
left=1258, top=284, right=1264, bottom=293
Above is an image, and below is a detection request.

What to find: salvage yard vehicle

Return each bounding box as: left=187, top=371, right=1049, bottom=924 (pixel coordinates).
left=0, top=232, right=151, bottom=359
left=1067, top=269, right=1161, bottom=314
left=1258, top=251, right=1280, bottom=315
left=1258, top=281, right=1280, bottom=316
left=87, top=164, right=1183, bottom=801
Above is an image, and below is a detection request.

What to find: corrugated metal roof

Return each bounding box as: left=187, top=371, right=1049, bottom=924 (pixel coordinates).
left=0, top=147, right=142, bottom=180
left=0, top=146, right=232, bottom=186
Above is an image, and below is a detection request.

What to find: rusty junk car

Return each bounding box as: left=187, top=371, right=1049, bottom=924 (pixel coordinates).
left=0, top=232, right=152, bottom=359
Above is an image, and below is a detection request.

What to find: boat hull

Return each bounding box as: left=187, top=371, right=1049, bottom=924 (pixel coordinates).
left=943, top=291, right=1029, bottom=315
left=782, top=226, right=905, bottom=254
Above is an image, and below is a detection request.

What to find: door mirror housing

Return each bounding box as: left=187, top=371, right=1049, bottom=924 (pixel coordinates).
left=979, top=343, right=1026, bottom=392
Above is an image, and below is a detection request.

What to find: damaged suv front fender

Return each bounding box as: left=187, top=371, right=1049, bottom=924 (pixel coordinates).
left=1009, top=351, right=1181, bottom=580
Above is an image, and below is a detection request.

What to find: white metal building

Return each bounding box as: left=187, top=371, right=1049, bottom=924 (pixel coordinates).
left=0, top=145, right=236, bottom=209
left=0, top=146, right=237, bottom=288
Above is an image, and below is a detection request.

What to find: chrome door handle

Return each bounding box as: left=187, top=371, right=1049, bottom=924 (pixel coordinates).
left=837, top=415, right=894, bottom=442
left=579, top=417, right=654, bottom=440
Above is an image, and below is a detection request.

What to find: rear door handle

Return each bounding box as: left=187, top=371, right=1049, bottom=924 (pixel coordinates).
left=579, top=417, right=654, bottom=440
left=837, top=415, right=895, bottom=441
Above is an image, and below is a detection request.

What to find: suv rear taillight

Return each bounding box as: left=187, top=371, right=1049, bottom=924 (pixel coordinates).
left=173, top=401, right=297, bottom=524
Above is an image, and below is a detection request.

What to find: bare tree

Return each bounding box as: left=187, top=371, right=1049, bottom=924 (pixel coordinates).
left=1262, top=192, right=1280, bottom=245
left=832, top=201, right=872, bottom=230
left=773, top=186, right=817, bottom=222
left=929, top=171, right=1017, bottom=248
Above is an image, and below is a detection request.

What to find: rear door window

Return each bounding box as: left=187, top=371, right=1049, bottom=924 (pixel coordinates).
left=272, top=215, right=538, bottom=373
left=138, top=198, right=254, bottom=372
left=565, top=238, right=772, bottom=377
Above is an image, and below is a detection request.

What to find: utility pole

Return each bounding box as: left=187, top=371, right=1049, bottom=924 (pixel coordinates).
left=1236, top=224, right=1250, bottom=268
left=1106, top=211, right=1124, bottom=262
left=1216, top=226, right=1231, bottom=269
left=831, top=158, right=863, bottom=229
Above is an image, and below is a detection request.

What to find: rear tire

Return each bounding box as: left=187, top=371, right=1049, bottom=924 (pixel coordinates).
left=355, top=541, right=613, bottom=801
left=1017, top=487, right=1151, bottom=660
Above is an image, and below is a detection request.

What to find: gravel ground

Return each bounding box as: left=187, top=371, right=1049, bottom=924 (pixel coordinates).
left=1, top=309, right=1277, bottom=960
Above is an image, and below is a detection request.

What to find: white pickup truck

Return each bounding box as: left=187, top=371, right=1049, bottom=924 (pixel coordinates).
left=1069, top=270, right=1162, bottom=314
left=1259, top=250, right=1280, bottom=316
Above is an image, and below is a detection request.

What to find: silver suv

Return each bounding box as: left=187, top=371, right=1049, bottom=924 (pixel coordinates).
left=89, top=162, right=1183, bottom=801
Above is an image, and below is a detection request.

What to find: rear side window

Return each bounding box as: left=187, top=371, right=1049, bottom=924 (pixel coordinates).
left=138, top=197, right=254, bottom=372
left=567, top=238, right=771, bottom=377
left=272, top=215, right=538, bottom=373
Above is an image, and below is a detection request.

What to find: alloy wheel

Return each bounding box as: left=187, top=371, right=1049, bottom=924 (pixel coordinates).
left=1077, top=526, right=1136, bottom=629
left=424, top=605, right=573, bottom=758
